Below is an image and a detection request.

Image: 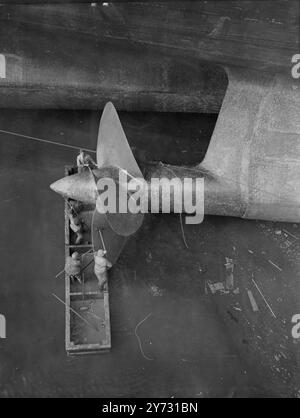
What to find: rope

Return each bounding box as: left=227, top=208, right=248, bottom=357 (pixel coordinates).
left=134, top=313, right=154, bottom=361
left=163, top=164, right=190, bottom=249
left=0, top=128, right=96, bottom=153
left=179, top=213, right=189, bottom=249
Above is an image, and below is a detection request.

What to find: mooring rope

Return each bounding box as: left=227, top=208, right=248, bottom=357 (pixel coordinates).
left=0, top=128, right=96, bottom=153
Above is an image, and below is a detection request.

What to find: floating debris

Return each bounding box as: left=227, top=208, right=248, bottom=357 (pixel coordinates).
left=282, top=229, right=299, bottom=240
left=268, top=260, right=282, bottom=272
left=3, top=195, right=20, bottom=203
left=274, top=354, right=281, bottom=362
left=207, top=281, right=227, bottom=294
left=252, top=278, right=277, bottom=318
left=146, top=251, right=152, bottom=263
left=281, top=240, right=292, bottom=249
left=134, top=313, right=154, bottom=361
left=247, top=290, right=259, bottom=312
left=149, top=285, right=164, bottom=297
left=227, top=310, right=239, bottom=323
left=225, top=257, right=234, bottom=290
left=233, top=287, right=240, bottom=295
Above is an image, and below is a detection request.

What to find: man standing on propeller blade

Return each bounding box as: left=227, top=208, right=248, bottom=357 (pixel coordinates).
left=76, top=149, right=97, bottom=173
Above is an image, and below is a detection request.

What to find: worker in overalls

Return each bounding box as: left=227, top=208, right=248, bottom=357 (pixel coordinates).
left=94, top=250, right=112, bottom=291
left=76, top=149, right=97, bottom=173
left=66, top=204, right=84, bottom=245
left=65, top=252, right=82, bottom=284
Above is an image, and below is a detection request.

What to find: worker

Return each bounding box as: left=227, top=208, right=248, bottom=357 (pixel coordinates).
left=76, top=149, right=97, bottom=173
left=66, top=205, right=83, bottom=245
left=94, top=249, right=112, bottom=291
left=68, top=199, right=82, bottom=214
left=65, top=252, right=82, bottom=283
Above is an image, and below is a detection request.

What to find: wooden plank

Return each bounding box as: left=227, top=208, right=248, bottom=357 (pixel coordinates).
left=69, top=291, right=101, bottom=296
left=67, top=244, right=93, bottom=248
left=247, top=289, right=259, bottom=312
